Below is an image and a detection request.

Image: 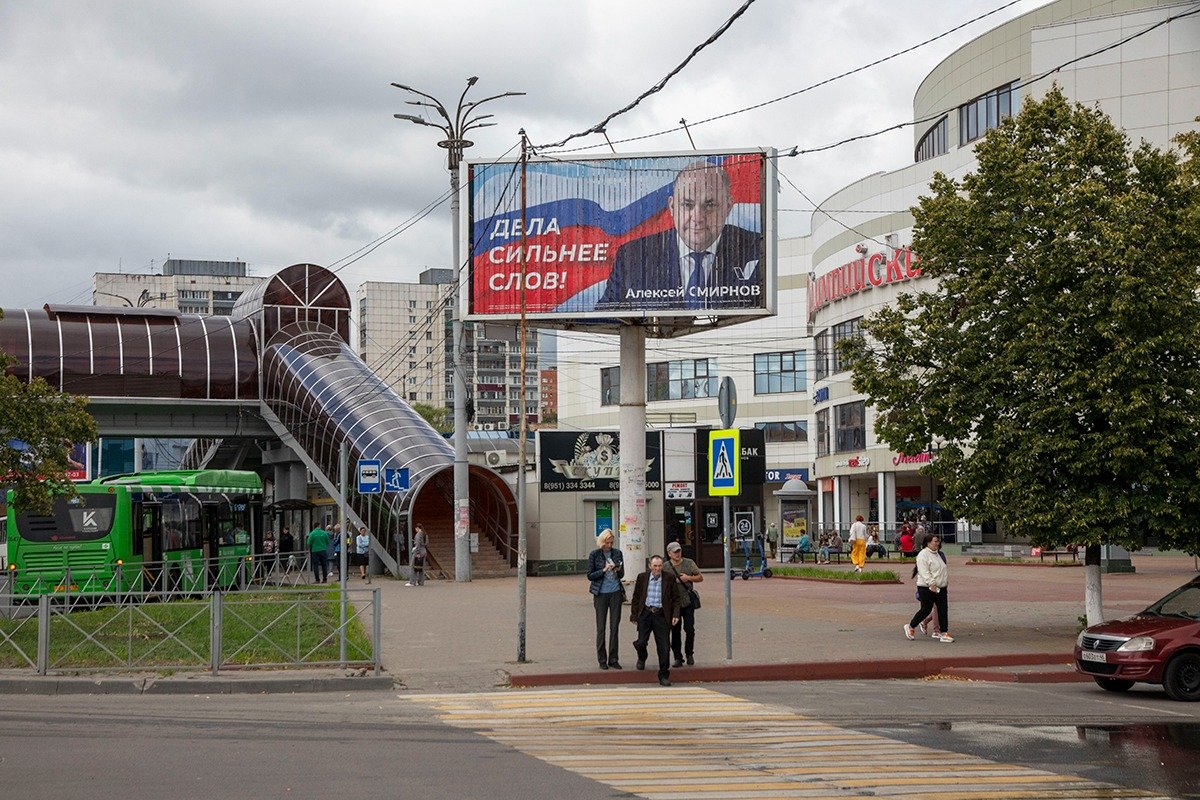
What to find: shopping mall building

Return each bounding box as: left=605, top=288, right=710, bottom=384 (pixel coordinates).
left=551, top=0, right=1200, bottom=565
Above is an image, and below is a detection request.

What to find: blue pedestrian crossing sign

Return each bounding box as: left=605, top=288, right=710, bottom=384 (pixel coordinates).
left=384, top=467, right=410, bottom=493
left=357, top=459, right=382, bottom=494
left=708, top=429, right=740, bottom=497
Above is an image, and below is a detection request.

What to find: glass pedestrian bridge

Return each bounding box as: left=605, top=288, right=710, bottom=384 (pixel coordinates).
left=0, top=263, right=517, bottom=579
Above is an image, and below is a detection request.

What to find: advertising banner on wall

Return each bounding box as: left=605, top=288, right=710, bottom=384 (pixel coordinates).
left=466, top=149, right=775, bottom=323
left=538, top=430, right=662, bottom=493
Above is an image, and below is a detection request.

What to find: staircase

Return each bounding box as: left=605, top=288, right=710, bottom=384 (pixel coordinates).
left=411, top=489, right=516, bottom=580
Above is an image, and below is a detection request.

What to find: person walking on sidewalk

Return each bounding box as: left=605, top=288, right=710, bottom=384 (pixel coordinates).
left=663, top=541, right=702, bottom=667
left=848, top=515, right=868, bottom=572
left=630, top=555, right=680, bottom=687
left=407, top=523, right=428, bottom=586
left=587, top=528, right=625, bottom=670
left=355, top=526, right=371, bottom=580
left=306, top=524, right=330, bottom=584
left=904, top=534, right=953, bottom=643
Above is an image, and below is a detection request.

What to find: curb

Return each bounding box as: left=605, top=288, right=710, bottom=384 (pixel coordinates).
left=964, top=561, right=1082, bottom=568
left=772, top=575, right=903, bottom=585
left=938, top=665, right=1088, bottom=683
left=0, top=674, right=397, bottom=696
left=507, top=652, right=1071, bottom=688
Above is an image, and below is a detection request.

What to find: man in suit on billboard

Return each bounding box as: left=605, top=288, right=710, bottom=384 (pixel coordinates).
left=597, top=162, right=761, bottom=313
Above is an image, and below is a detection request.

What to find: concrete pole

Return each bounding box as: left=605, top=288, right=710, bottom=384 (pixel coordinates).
left=618, top=324, right=647, bottom=576
left=450, top=163, right=472, bottom=583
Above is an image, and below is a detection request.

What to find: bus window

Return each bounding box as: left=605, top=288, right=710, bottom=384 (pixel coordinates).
left=15, top=495, right=118, bottom=543
left=161, top=497, right=202, bottom=552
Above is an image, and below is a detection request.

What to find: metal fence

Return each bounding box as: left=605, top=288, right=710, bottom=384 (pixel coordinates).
left=0, top=573, right=381, bottom=676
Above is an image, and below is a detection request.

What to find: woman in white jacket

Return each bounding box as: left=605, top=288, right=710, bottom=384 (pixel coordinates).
left=904, top=535, right=953, bottom=643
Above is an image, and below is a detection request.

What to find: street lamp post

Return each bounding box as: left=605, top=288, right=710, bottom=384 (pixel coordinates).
left=393, top=78, right=523, bottom=583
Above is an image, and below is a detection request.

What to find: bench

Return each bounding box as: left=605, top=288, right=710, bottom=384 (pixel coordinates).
left=888, top=549, right=919, bottom=559
left=791, top=548, right=845, bottom=564
left=1038, top=549, right=1078, bottom=562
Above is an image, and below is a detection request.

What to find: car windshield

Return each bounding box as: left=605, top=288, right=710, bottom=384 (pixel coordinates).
left=1144, top=582, right=1200, bottom=620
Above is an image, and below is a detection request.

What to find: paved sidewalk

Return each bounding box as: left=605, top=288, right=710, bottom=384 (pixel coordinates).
left=377, top=552, right=1199, bottom=692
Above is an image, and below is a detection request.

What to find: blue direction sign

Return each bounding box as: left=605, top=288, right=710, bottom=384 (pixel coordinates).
left=384, top=467, right=410, bottom=492
left=708, top=429, right=740, bottom=497
left=357, top=459, right=382, bottom=494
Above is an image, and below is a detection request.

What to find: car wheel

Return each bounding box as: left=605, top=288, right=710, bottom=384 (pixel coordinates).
left=1163, top=652, right=1200, bottom=702
left=1093, top=676, right=1134, bottom=693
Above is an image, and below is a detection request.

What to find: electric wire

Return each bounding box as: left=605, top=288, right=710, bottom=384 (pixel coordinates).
left=536, top=0, right=760, bottom=151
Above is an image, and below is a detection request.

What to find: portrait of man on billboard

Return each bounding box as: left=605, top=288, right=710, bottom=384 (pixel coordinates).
left=596, top=161, right=761, bottom=313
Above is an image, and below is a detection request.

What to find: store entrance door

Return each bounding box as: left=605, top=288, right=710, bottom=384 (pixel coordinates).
left=696, top=502, right=727, bottom=569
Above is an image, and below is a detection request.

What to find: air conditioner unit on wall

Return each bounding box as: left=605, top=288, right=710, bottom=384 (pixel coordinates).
left=486, top=450, right=505, bottom=467
left=483, top=423, right=496, bottom=430
left=496, top=421, right=509, bottom=430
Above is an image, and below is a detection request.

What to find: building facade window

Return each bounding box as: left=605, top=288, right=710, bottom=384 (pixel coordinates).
left=831, top=317, right=862, bottom=374
left=915, top=115, right=947, bottom=162
left=815, top=409, right=830, bottom=457
left=755, top=420, right=808, bottom=443
left=834, top=400, right=866, bottom=452
left=600, top=367, right=620, bottom=406
left=814, top=330, right=831, bottom=382
left=959, top=81, right=1019, bottom=146
left=646, top=358, right=716, bottom=402
left=754, top=350, right=806, bottom=394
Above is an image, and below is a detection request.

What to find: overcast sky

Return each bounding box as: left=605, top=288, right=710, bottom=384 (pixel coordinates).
left=0, top=0, right=1050, bottom=309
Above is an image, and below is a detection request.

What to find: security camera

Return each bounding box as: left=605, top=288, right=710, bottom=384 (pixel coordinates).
left=854, top=243, right=869, bottom=254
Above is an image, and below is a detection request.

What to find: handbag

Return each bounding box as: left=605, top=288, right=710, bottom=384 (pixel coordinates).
left=619, top=583, right=628, bottom=604
left=688, top=587, right=701, bottom=609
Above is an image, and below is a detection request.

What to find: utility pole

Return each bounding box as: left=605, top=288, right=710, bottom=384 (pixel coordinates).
left=393, top=78, right=524, bottom=582
left=517, top=130, right=529, bottom=662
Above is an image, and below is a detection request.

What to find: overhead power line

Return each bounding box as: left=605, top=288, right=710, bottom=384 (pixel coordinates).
left=537, top=0, right=760, bottom=150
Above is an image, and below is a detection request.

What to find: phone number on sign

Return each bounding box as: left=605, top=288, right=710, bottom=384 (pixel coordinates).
left=540, top=481, right=598, bottom=491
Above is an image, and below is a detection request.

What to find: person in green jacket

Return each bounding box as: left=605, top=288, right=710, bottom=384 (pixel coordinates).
left=307, top=525, right=330, bottom=583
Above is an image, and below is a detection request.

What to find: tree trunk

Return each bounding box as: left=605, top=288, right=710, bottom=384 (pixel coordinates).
left=1084, top=544, right=1103, bottom=625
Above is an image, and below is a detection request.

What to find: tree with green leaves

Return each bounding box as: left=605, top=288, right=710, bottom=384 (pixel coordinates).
left=841, top=87, right=1200, bottom=624
left=1, top=312, right=99, bottom=516
left=411, top=402, right=451, bottom=433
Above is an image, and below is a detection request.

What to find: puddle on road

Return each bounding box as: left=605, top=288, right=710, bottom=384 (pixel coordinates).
left=855, top=721, right=1200, bottom=799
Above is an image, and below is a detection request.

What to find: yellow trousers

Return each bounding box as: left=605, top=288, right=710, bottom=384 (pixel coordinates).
left=850, top=539, right=867, bottom=569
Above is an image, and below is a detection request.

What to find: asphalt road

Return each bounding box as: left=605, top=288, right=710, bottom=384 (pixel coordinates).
left=2, top=679, right=1197, bottom=799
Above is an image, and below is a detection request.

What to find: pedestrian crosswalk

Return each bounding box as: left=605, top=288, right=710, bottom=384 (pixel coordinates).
left=409, top=687, right=1167, bottom=799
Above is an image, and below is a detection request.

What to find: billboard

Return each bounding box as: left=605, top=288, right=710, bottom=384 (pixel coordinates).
left=466, top=149, right=775, bottom=324
left=538, top=430, right=662, bottom=493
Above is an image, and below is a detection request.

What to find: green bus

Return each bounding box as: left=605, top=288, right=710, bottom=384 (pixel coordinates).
left=6, top=470, right=262, bottom=596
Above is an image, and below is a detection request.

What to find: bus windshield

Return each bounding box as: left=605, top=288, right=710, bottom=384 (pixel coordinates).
left=16, top=494, right=118, bottom=543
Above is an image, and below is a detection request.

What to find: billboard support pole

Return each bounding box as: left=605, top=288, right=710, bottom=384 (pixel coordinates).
left=618, top=324, right=648, bottom=578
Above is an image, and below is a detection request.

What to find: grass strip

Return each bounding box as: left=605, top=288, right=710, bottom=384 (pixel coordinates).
left=772, top=565, right=899, bottom=581
left=0, top=588, right=373, bottom=670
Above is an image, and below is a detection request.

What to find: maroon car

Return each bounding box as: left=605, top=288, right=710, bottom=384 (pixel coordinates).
left=1074, top=575, right=1200, bottom=701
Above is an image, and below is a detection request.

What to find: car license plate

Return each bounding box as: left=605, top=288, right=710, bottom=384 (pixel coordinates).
left=1082, top=651, right=1107, bottom=663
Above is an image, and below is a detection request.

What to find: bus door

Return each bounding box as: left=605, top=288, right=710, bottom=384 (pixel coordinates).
left=203, top=500, right=222, bottom=589
left=135, top=502, right=163, bottom=591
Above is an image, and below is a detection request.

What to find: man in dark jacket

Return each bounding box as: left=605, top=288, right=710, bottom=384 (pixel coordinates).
left=629, top=555, right=681, bottom=686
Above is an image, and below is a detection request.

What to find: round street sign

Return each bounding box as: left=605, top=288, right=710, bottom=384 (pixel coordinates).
left=718, top=376, right=737, bottom=429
